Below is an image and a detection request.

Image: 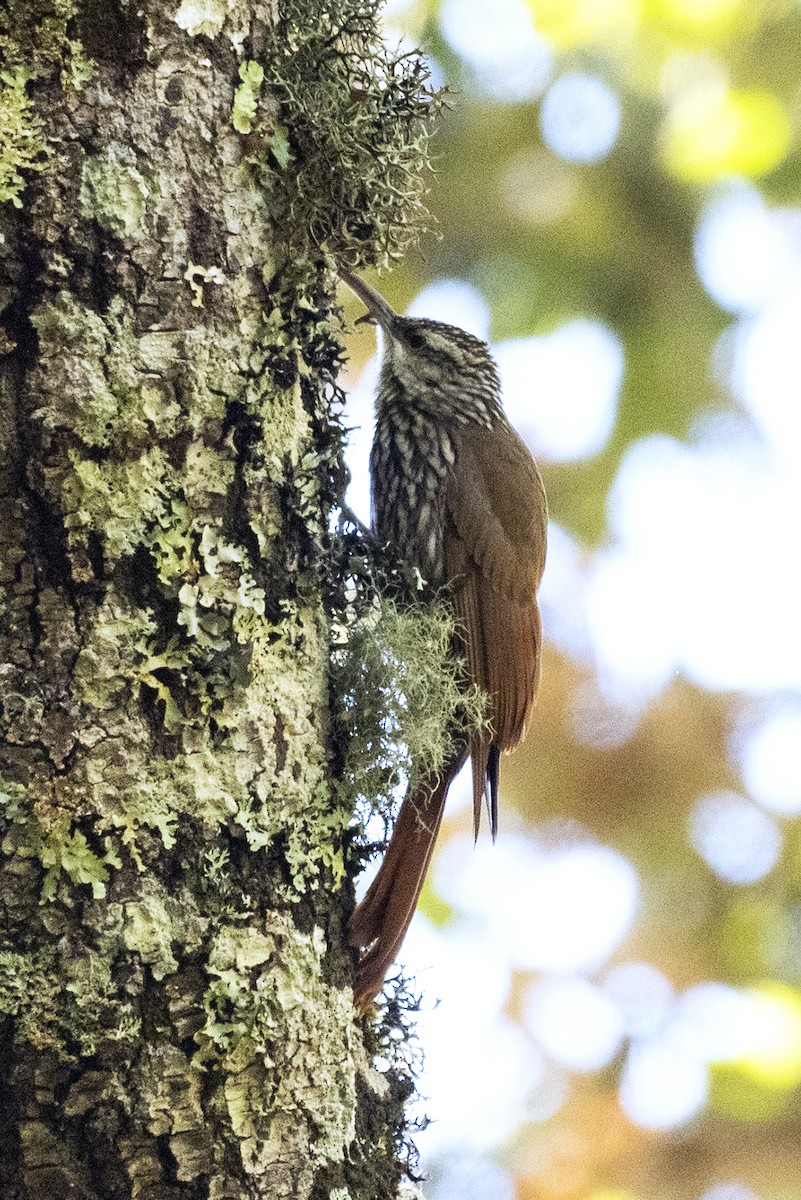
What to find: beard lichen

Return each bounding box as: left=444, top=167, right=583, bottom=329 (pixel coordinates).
left=331, top=587, right=489, bottom=833
left=240, top=0, right=443, bottom=270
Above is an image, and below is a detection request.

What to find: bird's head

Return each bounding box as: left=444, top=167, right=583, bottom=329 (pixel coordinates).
left=341, top=271, right=501, bottom=422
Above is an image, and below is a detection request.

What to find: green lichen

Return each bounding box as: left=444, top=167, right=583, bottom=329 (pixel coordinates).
left=0, top=949, right=61, bottom=1050
left=101, top=780, right=180, bottom=866
left=0, top=68, right=48, bottom=207
left=219, top=600, right=349, bottom=893
left=232, top=60, right=264, bottom=134
left=122, top=897, right=179, bottom=979
left=269, top=126, right=292, bottom=171
left=121, top=884, right=206, bottom=980
left=0, top=0, right=90, bottom=87
left=26, top=289, right=320, bottom=654
left=141, top=1043, right=206, bottom=1137
left=184, top=262, right=226, bottom=307
left=36, top=819, right=111, bottom=901
left=0, top=0, right=432, bottom=1183
left=80, top=144, right=150, bottom=237
left=0, top=928, right=140, bottom=1060
left=27, top=294, right=234, bottom=575
left=60, top=578, right=341, bottom=899
left=2, top=219, right=347, bottom=980
left=0, top=1, right=94, bottom=207
left=0, top=778, right=26, bottom=822
left=66, top=448, right=173, bottom=565
left=1, top=797, right=118, bottom=903
left=30, top=294, right=162, bottom=451
left=63, top=939, right=142, bottom=1055
left=174, top=522, right=264, bottom=647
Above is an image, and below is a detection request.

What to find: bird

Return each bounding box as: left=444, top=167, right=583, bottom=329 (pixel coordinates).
left=342, top=271, right=547, bottom=1009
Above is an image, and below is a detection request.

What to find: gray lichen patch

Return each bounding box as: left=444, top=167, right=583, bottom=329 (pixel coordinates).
left=80, top=144, right=150, bottom=237
left=121, top=880, right=207, bottom=980
left=203, top=918, right=356, bottom=1178
left=173, top=0, right=229, bottom=41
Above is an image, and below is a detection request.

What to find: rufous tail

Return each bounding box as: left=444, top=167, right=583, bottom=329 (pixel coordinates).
left=348, top=746, right=468, bottom=1010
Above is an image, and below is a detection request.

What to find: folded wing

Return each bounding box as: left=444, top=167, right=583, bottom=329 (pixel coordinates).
left=445, top=421, right=547, bottom=837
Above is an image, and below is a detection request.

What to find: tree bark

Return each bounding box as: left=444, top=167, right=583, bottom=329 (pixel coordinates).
left=0, top=1, right=434, bottom=1196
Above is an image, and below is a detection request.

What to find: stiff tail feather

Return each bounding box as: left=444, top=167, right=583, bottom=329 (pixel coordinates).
left=348, top=745, right=468, bottom=1010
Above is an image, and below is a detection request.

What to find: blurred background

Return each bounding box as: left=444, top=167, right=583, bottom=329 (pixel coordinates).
left=337, top=1, right=801, bottom=1197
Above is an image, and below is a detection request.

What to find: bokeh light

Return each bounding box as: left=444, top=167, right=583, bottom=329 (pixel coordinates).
left=738, top=704, right=801, bottom=815
left=671, top=983, right=768, bottom=1063
left=524, top=975, right=625, bottom=1070
left=434, top=835, right=639, bottom=972
left=689, top=791, right=782, bottom=885
left=536, top=522, right=591, bottom=661
left=532, top=0, right=637, bottom=49
left=431, top=1158, right=515, bottom=1200
left=495, top=319, right=623, bottom=461
left=569, top=677, right=642, bottom=748
left=730, top=276, right=801, bottom=464
left=698, top=1186, right=762, bottom=1200
left=603, top=962, right=675, bottom=1039
left=502, top=146, right=578, bottom=226
left=694, top=185, right=801, bottom=313
left=540, top=72, right=621, bottom=163
left=620, top=1036, right=709, bottom=1128
left=655, top=0, right=746, bottom=40
left=734, top=984, right=801, bottom=1090
left=439, top=0, right=552, bottom=101
left=581, top=432, right=801, bottom=696
left=403, top=920, right=556, bottom=1155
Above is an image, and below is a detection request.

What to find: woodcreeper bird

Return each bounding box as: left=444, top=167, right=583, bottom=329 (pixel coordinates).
left=342, top=272, right=547, bottom=1009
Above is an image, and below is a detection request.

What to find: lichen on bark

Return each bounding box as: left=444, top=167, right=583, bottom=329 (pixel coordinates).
left=0, top=0, right=438, bottom=1196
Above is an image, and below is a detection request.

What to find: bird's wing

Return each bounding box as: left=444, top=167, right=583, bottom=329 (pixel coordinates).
left=447, top=421, right=547, bottom=603
left=444, top=421, right=547, bottom=837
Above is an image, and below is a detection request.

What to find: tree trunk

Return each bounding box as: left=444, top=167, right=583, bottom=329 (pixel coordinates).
left=0, top=1, right=434, bottom=1195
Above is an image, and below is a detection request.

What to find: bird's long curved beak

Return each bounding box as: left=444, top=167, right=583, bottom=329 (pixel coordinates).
left=340, top=270, right=397, bottom=331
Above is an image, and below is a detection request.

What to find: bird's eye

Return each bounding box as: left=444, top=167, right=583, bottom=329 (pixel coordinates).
left=404, top=328, right=426, bottom=351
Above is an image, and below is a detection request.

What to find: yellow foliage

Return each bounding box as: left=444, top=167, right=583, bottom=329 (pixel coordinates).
left=529, top=0, right=640, bottom=49
left=585, top=1190, right=641, bottom=1200
left=663, top=85, right=790, bottom=180
left=736, top=984, right=801, bottom=1090
left=649, top=0, right=749, bottom=40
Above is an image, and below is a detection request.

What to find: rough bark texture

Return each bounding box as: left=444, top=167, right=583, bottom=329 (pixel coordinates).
left=0, top=1, right=435, bottom=1196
